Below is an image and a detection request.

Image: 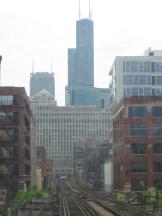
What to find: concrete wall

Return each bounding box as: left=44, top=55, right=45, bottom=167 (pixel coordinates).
left=104, top=161, right=113, bottom=192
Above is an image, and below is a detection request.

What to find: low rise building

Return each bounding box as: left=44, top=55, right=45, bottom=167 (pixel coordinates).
left=0, top=87, right=36, bottom=200
left=113, top=96, right=162, bottom=191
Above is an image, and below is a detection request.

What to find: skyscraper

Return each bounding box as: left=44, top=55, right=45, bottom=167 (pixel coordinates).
left=66, top=14, right=111, bottom=107
left=30, top=72, right=55, bottom=97
left=68, top=18, right=94, bottom=87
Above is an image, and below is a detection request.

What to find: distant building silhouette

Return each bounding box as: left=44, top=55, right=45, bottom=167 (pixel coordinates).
left=30, top=72, right=55, bottom=97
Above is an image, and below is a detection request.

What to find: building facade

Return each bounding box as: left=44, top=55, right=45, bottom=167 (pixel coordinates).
left=0, top=87, right=36, bottom=200
left=109, top=49, right=162, bottom=105
left=113, top=96, right=162, bottom=191
left=36, top=147, right=53, bottom=189
left=30, top=90, right=111, bottom=180
left=65, top=85, right=111, bottom=108
left=30, top=72, right=55, bottom=97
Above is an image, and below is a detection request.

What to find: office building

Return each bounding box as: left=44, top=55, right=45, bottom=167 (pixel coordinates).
left=66, top=16, right=110, bottom=107
left=109, top=48, right=162, bottom=105
left=0, top=87, right=36, bottom=200
left=65, top=85, right=111, bottom=108
left=68, top=18, right=94, bottom=87
left=30, top=90, right=111, bottom=180
left=113, top=96, right=162, bottom=191
left=30, top=72, right=55, bottom=97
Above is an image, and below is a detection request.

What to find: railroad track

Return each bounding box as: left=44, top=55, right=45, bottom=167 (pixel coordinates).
left=59, top=181, right=100, bottom=216
left=73, top=185, right=155, bottom=216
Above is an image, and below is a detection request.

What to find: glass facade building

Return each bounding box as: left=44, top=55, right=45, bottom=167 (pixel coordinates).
left=65, top=85, right=111, bottom=108
left=30, top=72, right=55, bottom=97
left=68, top=19, right=94, bottom=87
left=109, top=50, right=162, bottom=104
left=66, top=18, right=110, bottom=107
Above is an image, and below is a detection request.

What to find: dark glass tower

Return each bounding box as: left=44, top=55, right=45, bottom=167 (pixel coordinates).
left=68, top=18, right=94, bottom=87
left=66, top=17, right=111, bottom=108
left=30, top=72, right=55, bottom=97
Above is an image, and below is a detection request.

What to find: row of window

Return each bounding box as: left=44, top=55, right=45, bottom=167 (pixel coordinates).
left=0, top=112, right=19, bottom=124
left=123, top=75, right=162, bottom=85
left=129, top=106, right=162, bottom=118
left=123, top=61, right=162, bottom=73
left=130, top=161, right=162, bottom=172
left=124, top=87, right=162, bottom=97
left=130, top=125, right=162, bottom=137
left=131, top=143, right=162, bottom=154
left=0, top=95, right=13, bottom=105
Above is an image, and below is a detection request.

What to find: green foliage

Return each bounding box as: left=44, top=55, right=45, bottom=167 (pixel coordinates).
left=10, top=187, right=50, bottom=216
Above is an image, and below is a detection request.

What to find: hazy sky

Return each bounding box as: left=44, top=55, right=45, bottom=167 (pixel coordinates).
left=0, top=0, right=162, bottom=105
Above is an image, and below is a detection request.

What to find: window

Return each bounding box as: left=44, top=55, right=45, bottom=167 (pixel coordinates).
left=131, top=88, right=138, bottom=96
left=156, top=76, right=162, bottom=85
left=152, top=76, right=155, bottom=85
left=131, top=62, right=138, bottom=72
left=129, top=107, right=146, bottom=118
left=152, top=107, right=162, bottom=117
left=153, top=144, right=162, bottom=154
left=130, top=125, right=147, bottom=137
left=153, top=125, right=162, bottom=137
left=155, top=89, right=162, bottom=96
left=144, top=87, right=151, bottom=96
left=131, top=180, right=147, bottom=191
left=131, top=144, right=147, bottom=154
left=0, top=95, right=13, bottom=105
left=155, top=62, right=162, bottom=72
left=0, top=112, right=18, bottom=124
left=151, top=62, right=155, bottom=71
left=154, top=162, right=162, bottom=172
left=123, top=75, right=133, bottom=85
left=131, top=162, right=147, bottom=172
left=0, top=129, right=18, bottom=142
left=139, top=75, right=147, bottom=85
left=144, top=62, right=151, bottom=72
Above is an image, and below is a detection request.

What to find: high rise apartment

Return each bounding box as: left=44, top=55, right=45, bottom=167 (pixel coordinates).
left=30, top=72, right=55, bottom=97
left=30, top=90, right=111, bottom=180
left=109, top=49, right=162, bottom=105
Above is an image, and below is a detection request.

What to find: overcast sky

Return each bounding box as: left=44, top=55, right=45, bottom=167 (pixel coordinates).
left=0, top=0, right=162, bottom=105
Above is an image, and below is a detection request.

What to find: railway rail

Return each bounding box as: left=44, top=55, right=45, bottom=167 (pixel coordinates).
left=69, top=183, right=156, bottom=216
left=59, top=181, right=100, bottom=216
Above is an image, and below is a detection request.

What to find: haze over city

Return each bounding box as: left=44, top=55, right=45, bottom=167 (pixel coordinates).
left=0, top=0, right=162, bottom=105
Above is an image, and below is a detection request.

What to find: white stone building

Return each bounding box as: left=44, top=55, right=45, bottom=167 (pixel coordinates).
left=30, top=90, right=111, bottom=180
left=109, top=48, right=162, bottom=105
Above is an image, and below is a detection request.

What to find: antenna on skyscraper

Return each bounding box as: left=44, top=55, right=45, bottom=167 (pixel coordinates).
left=32, top=61, right=35, bottom=73
left=78, top=0, right=81, bottom=20
left=89, top=0, right=92, bottom=20
left=50, top=61, right=53, bottom=73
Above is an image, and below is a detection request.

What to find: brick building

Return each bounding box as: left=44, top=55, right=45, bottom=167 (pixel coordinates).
left=0, top=87, right=35, bottom=200
left=113, top=96, right=162, bottom=191
left=36, top=147, right=53, bottom=189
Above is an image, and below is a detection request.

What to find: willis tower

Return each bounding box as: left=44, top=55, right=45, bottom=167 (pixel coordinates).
left=66, top=1, right=110, bottom=108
